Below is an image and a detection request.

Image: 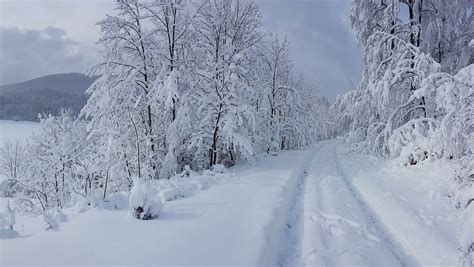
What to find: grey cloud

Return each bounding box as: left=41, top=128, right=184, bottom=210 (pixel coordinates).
left=0, top=1, right=363, bottom=101
left=260, top=0, right=363, bottom=101
left=0, top=26, right=94, bottom=85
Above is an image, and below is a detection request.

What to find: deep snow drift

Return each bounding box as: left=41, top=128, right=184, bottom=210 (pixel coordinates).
left=1, top=140, right=462, bottom=266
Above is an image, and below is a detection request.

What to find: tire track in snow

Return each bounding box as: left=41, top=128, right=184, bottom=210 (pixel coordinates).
left=257, top=144, right=323, bottom=267
left=261, top=140, right=415, bottom=267
left=276, top=142, right=327, bottom=267
left=331, top=141, right=418, bottom=266
left=300, top=142, right=402, bottom=266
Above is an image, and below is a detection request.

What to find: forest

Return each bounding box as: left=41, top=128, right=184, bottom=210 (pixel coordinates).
left=1, top=0, right=332, bottom=225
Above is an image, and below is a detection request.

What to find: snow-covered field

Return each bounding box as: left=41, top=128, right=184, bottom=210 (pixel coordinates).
left=1, top=139, right=461, bottom=266
left=0, top=120, right=39, bottom=144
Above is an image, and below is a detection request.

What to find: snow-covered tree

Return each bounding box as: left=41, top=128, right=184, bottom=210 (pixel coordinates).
left=83, top=0, right=160, bottom=181
left=146, top=0, right=198, bottom=178
left=2, top=0, right=332, bottom=223
left=0, top=141, right=26, bottom=183
left=345, top=0, right=473, bottom=261
left=190, top=0, right=263, bottom=167
left=420, top=0, right=473, bottom=73
left=256, top=35, right=294, bottom=152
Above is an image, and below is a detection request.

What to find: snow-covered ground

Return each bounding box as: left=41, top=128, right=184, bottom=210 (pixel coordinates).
left=1, top=140, right=461, bottom=266
left=338, top=143, right=461, bottom=265
left=0, top=120, right=39, bottom=144
left=1, top=149, right=314, bottom=266
left=297, top=141, right=407, bottom=266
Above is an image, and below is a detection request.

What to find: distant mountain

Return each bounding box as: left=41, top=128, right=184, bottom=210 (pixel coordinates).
left=0, top=73, right=97, bottom=121
left=0, top=73, right=97, bottom=95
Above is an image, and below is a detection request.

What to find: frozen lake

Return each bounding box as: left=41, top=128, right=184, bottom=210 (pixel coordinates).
left=0, top=120, right=39, bottom=144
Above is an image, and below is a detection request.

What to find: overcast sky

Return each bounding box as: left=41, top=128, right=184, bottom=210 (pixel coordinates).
left=0, top=0, right=363, bottom=101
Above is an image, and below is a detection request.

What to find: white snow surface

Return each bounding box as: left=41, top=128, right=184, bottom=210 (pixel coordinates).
left=0, top=120, right=39, bottom=144
left=338, top=143, right=461, bottom=265
left=297, top=141, right=405, bottom=266
left=1, top=149, right=313, bottom=265
left=0, top=140, right=461, bottom=266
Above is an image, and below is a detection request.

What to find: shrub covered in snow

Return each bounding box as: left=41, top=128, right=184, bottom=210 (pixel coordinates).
left=129, top=179, right=163, bottom=220
left=41, top=207, right=68, bottom=231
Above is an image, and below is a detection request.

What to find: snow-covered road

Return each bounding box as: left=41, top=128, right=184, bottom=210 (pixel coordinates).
left=293, top=141, right=410, bottom=266
left=282, top=140, right=459, bottom=266
left=1, top=140, right=460, bottom=266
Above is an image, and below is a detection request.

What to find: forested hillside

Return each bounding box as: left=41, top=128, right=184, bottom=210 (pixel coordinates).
left=0, top=73, right=96, bottom=121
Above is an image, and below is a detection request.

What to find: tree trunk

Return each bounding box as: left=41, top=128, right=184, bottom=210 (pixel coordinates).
left=103, top=171, right=109, bottom=200
left=210, top=105, right=223, bottom=167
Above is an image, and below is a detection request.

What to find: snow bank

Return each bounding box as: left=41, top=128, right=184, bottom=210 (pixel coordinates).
left=71, top=191, right=130, bottom=213
left=338, top=145, right=461, bottom=265
left=460, top=203, right=474, bottom=265
left=69, top=165, right=223, bottom=217
left=156, top=165, right=225, bottom=203
left=0, top=198, right=18, bottom=239
left=42, top=207, right=68, bottom=230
